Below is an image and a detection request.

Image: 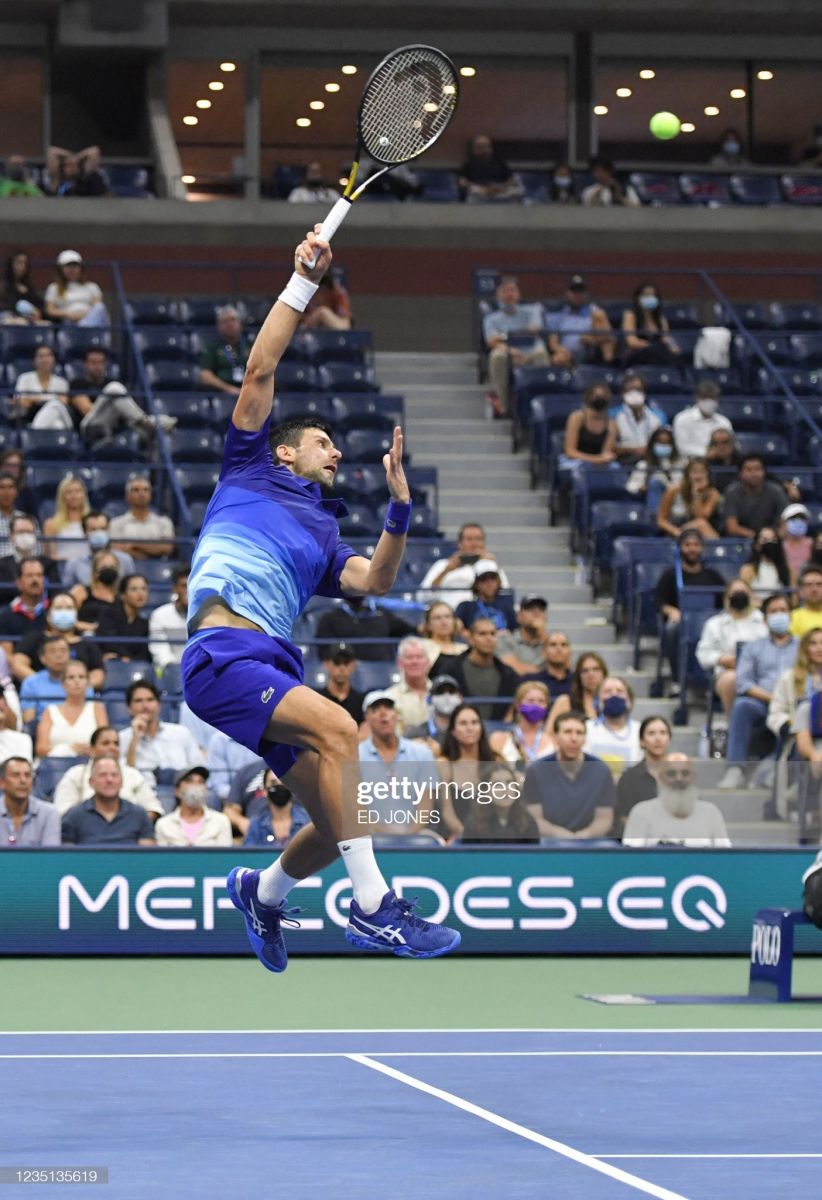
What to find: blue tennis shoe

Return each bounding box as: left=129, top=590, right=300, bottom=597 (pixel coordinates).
left=227, top=866, right=301, bottom=973
left=346, top=890, right=461, bottom=958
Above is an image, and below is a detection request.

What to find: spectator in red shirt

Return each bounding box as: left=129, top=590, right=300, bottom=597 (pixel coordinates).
left=301, top=274, right=352, bottom=331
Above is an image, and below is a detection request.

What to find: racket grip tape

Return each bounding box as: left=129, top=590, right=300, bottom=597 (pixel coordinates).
left=303, top=197, right=352, bottom=269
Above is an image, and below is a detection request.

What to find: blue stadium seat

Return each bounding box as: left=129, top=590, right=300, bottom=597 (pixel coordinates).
left=720, top=397, right=768, bottom=431
left=178, top=298, right=235, bottom=327
left=174, top=465, right=221, bottom=501
left=274, top=363, right=320, bottom=392
left=153, top=394, right=214, bottom=428
left=611, top=536, right=675, bottom=633
left=161, top=662, right=183, bottom=695
left=589, top=501, right=657, bottom=592
left=631, top=560, right=671, bottom=668
left=272, top=164, right=305, bottom=199
left=20, top=428, right=83, bottom=461
left=628, top=172, right=682, bottom=205
left=125, top=298, right=178, bottom=324
left=278, top=333, right=313, bottom=364
left=168, top=429, right=222, bottom=463
left=692, top=367, right=745, bottom=394
left=145, top=362, right=200, bottom=391
left=34, top=756, right=86, bottom=801
left=330, top=394, right=400, bottom=432
left=134, top=327, right=191, bottom=363
left=1, top=326, right=56, bottom=360
left=186, top=500, right=209, bottom=534
left=105, top=698, right=131, bottom=727
left=332, top=464, right=384, bottom=503
left=414, top=168, right=459, bottom=202
left=274, top=393, right=335, bottom=424
left=83, top=465, right=130, bottom=506
left=632, top=365, right=688, bottom=394
left=665, top=303, right=701, bottom=329
left=713, top=301, right=772, bottom=330
left=770, top=302, right=822, bottom=331
left=337, top=504, right=383, bottom=538
left=101, top=660, right=156, bottom=694
left=729, top=174, right=783, bottom=205
left=208, top=393, right=235, bottom=429
left=519, top=170, right=549, bottom=203
left=303, top=330, right=372, bottom=365
left=734, top=432, right=790, bottom=465
left=342, top=429, right=394, bottom=463
left=55, top=326, right=112, bottom=360
left=790, top=334, right=822, bottom=369
left=781, top=175, right=822, bottom=205
left=679, top=173, right=733, bottom=205
left=87, top=432, right=145, bottom=462
left=352, top=662, right=396, bottom=692
left=600, top=301, right=628, bottom=328
left=752, top=335, right=793, bottom=367
left=569, top=467, right=631, bottom=553
left=376, top=502, right=439, bottom=538
left=105, top=164, right=151, bottom=198
left=318, top=363, right=378, bottom=393
left=139, top=559, right=178, bottom=588
left=571, top=366, right=622, bottom=393
left=757, top=366, right=822, bottom=396
left=527, top=395, right=579, bottom=486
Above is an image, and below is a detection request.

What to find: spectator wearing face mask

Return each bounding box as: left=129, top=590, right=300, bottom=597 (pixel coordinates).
left=612, top=373, right=665, bottom=463
left=549, top=163, right=577, bottom=204
left=489, top=680, right=554, bottom=766
left=404, top=675, right=464, bottom=756
left=0, top=514, right=60, bottom=593
left=626, top=427, right=685, bottom=512
left=154, top=767, right=232, bottom=847
left=622, top=753, right=731, bottom=846
left=242, top=770, right=311, bottom=848
left=75, top=550, right=121, bottom=631
left=13, top=593, right=104, bottom=691
left=779, top=503, right=812, bottom=583
left=560, top=385, right=618, bottom=472
left=621, top=283, right=682, bottom=370
left=583, top=676, right=642, bottom=770
left=63, top=512, right=135, bottom=595
left=739, top=527, right=792, bottom=601
left=672, top=381, right=733, bottom=459
left=696, top=579, right=767, bottom=715
left=710, top=127, right=749, bottom=170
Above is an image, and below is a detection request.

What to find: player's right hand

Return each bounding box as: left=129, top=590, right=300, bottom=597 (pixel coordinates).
left=295, top=225, right=331, bottom=282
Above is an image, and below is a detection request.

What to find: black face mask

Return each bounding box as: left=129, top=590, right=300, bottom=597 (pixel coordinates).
left=729, top=592, right=749, bottom=612
left=97, top=567, right=118, bottom=587
left=588, top=397, right=608, bottom=412
left=759, top=541, right=780, bottom=561
left=267, top=785, right=292, bottom=808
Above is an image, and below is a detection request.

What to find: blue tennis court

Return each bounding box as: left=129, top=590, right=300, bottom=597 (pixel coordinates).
left=3, top=1027, right=821, bottom=1199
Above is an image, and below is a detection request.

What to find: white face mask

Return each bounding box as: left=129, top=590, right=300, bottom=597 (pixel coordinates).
left=697, top=399, right=719, bottom=417
left=431, top=693, right=461, bottom=716
left=623, top=390, right=645, bottom=408
left=13, top=532, right=36, bottom=555
left=180, top=785, right=207, bottom=808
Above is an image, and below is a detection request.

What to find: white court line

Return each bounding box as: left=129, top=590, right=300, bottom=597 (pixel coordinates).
left=2, top=1026, right=822, bottom=1036
left=348, top=1053, right=688, bottom=1200
left=3, top=1049, right=822, bottom=1062
left=601, top=1154, right=822, bottom=1160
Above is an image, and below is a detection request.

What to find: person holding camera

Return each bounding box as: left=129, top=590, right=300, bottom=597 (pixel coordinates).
left=419, top=522, right=510, bottom=609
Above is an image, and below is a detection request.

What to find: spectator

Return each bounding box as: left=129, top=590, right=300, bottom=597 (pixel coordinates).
left=61, top=755, right=156, bottom=845
left=720, top=593, right=796, bottom=790
left=419, top=522, right=510, bottom=608
left=0, top=450, right=38, bottom=518
left=119, top=680, right=205, bottom=781
left=315, top=593, right=415, bottom=662
left=418, top=601, right=467, bottom=667
left=455, top=560, right=516, bottom=633
left=354, top=153, right=422, bottom=201
left=549, top=163, right=577, bottom=204
left=705, top=428, right=742, bottom=485
left=148, top=564, right=189, bottom=669
left=0, top=475, right=25, bottom=559
left=626, top=426, right=684, bottom=511
left=489, top=680, right=554, bottom=766
left=0, top=250, right=44, bottom=321
left=13, top=591, right=103, bottom=690
left=45, top=145, right=108, bottom=196
left=54, top=725, right=162, bottom=817
left=614, top=715, right=672, bottom=837
left=0, top=647, right=21, bottom=731
left=404, top=674, right=463, bottom=755
left=43, top=250, right=109, bottom=327
left=767, top=627, right=822, bottom=742
left=206, top=729, right=261, bottom=804
left=96, top=573, right=150, bottom=661
left=197, top=305, right=251, bottom=397
left=811, top=530, right=822, bottom=569
left=0, top=757, right=60, bottom=847
left=460, top=762, right=540, bottom=843
left=63, top=512, right=135, bottom=594
left=222, top=758, right=268, bottom=837
left=384, top=636, right=433, bottom=733
left=790, top=564, right=822, bottom=639
left=0, top=158, right=43, bottom=201
left=738, top=527, right=791, bottom=600
left=75, top=550, right=120, bottom=631
left=583, top=676, right=642, bottom=768
left=458, top=133, right=524, bottom=204
left=791, top=693, right=822, bottom=796
left=242, top=770, right=311, bottom=848
left=71, top=347, right=175, bottom=444
left=709, top=127, right=748, bottom=170
left=655, top=529, right=725, bottom=690
left=0, top=514, right=60, bottom=591
left=435, top=703, right=505, bottom=837
left=622, top=753, right=731, bottom=846
left=42, top=476, right=90, bottom=562
left=315, top=644, right=365, bottom=724
left=19, top=634, right=70, bottom=723
left=560, top=384, right=618, bottom=471
left=799, top=123, right=822, bottom=168
left=108, top=477, right=175, bottom=560
left=358, top=692, right=439, bottom=827
left=621, top=283, right=682, bottom=371
left=672, top=380, right=733, bottom=459
left=154, top=767, right=233, bottom=847
left=287, top=160, right=340, bottom=204
left=0, top=693, right=33, bottom=760
left=0, top=558, right=48, bottom=659
left=12, top=344, right=70, bottom=423
left=537, top=631, right=574, bottom=702
left=547, top=275, right=616, bottom=367
left=523, top=709, right=616, bottom=838
left=582, top=155, right=640, bottom=207
left=482, top=275, right=548, bottom=418
left=656, top=457, right=722, bottom=540
left=36, top=659, right=107, bottom=758
left=496, top=594, right=552, bottom=677
left=722, top=456, right=788, bottom=540
left=612, top=373, right=665, bottom=462
left=434, top=617, right=519, bottom=721
left=780, top=503, right=812, bottom=583
left=547, top=650, right=608, bottom=732
left=300, top=273, right=353, bottom=332
left=696, top=579, right=767, bottom=714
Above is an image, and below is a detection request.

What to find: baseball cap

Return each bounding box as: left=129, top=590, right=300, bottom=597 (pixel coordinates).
left=568, top=274, right=587, bottom=291
left=175, top=765, right=210, bottom=787
left=520, top=594, right=548, bottom=609
left=430, top=675, right=461, bottom=694
left=57, top=249, right=83, bottom=267
left=363, top=690, right=396, bottom=711
left=324, top=642, right=356, bottom=663
left=473, top=558, right=501, bottom=580
left=782, top=503, right=810, bottom=522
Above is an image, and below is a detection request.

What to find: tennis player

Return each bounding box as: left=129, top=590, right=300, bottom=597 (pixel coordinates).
left=181, top=226, right=460, bottom=970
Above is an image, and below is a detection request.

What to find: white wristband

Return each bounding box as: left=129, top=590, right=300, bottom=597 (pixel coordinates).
left=278, top=272, right=319, bottom=313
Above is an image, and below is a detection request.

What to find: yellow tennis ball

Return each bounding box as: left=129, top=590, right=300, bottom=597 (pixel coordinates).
left=649, top=111, right=681, bottom=140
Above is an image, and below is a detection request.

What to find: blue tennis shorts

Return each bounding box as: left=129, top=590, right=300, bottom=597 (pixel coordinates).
left=181, top=626, right=306, bottom=779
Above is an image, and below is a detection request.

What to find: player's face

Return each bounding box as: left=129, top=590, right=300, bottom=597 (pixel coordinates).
left=288, top=429, right=342, bottom=486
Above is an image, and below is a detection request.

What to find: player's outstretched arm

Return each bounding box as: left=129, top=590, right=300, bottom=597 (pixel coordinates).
left=340, top=426, right=411, bottom=596
left=231, top=226, right=331, bottom=431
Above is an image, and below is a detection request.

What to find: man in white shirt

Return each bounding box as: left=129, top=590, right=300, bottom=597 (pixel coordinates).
left=148, top=564, right=189, bottom=669
left=0, top=691, right=32, bottom=761
left=53, top=724, right=161, bottom=816
left=154, top=767, right=233, bottom=846
left=622, top=753, right=732, bottom=846
left=287, top=161, right=340, bottom=204
left=109, top=476, right=175, bottom=560
left=672, top=381, right=734, bottom=459
left=385, top=637, right=432, bottom=734
left=581, top=157, right=641, bottom=207
left=118, top=680, right=205, bottom=782
left=482, top=275, right=548, bottom=417
left=419, top=522, right=510, bottom=608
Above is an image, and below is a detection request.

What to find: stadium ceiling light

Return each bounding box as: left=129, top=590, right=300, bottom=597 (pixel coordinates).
left=443, top=83, right=456, bottom=95
left=757, top=69, right=774, bottom=81
left=309, top=100, right=325, bottom=110
left=296, top=117, right=312, bottom=127
left=325, top=82, right=341, bottom=93
left=341, top=65, right=357, bottom=75
left=730, top=88, right=747, bottom=99
left=616, top=87, right=632, bottom=98
left=681, top=122, right=696, bottom=133
left=220, top=62, right=236, bottom=72
left=183, top=115, right=198, bottom=126
left=195, top=99, right=211, bottom=109
left=639, top=69, right=656, bottom=80
left=423, top=101, right=439, bottom=112
left=208, top=81, right=224, bottom=92
left=704, top=105, right=720, bottom=116
left=181, top=174, right=196, bottom=184
left=593, top=104, right=608, bottom=115
left=459, top=66, right=476, bottom=77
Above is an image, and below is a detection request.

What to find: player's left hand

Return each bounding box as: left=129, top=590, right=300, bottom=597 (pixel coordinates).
left=383, top=426, right=410, bottom=503
left=295, top=225, right=331, bottom=282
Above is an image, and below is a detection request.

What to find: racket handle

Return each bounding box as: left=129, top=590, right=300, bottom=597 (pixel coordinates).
left=302, top=197, right=352, bottom=269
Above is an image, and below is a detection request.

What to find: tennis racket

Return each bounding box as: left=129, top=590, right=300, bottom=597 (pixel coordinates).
left=303, top=44, right=459, bottom=268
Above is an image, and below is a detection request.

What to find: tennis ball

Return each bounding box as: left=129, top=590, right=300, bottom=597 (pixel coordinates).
left=649, top=111, right=681, bottom=140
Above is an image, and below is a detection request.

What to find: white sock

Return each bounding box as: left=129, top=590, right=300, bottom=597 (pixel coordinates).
left=257, top=858, right=300, bottom=907
left=338, top=836, right=389, bottom=915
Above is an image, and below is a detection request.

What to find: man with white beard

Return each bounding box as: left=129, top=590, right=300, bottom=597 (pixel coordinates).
left=622, top=752, right=731, bottom=847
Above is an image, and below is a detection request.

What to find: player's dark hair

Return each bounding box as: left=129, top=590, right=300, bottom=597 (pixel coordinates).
left=269, top=417, right=334, bottom=459
left=126, top=679, right=160, bottom=705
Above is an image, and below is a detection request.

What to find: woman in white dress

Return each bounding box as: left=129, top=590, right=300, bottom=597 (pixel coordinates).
left=12, top=344, right=69, bottom=423
left=695, top=578, right=767, bottom=713
left=42, top=475, right=91, bottom=562
left=36, top=659, right=107, bottom=758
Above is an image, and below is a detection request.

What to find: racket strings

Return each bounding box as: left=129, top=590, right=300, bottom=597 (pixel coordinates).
left=360, top=47, right=457, bottom=164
